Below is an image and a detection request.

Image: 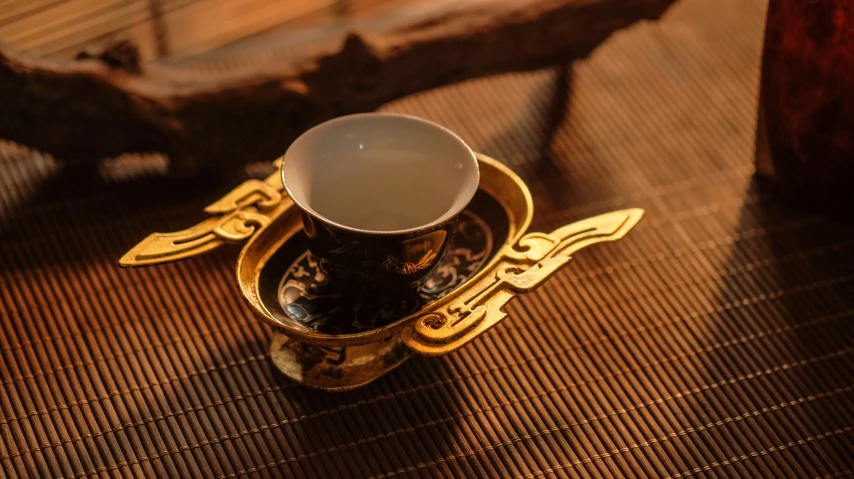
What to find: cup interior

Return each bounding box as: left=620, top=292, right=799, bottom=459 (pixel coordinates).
left=282, top=113, right=480, bottom=233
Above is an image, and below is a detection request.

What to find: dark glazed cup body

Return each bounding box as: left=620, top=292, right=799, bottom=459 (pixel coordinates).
left=301, top=211, right=457, bottom=291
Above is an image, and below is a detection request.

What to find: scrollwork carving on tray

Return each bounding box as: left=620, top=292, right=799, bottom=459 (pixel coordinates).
left=402, top=208, right=645, bottom=356
left=119, top=157, right=289, bottom=267
left=212, top=209, right=273, bottom=241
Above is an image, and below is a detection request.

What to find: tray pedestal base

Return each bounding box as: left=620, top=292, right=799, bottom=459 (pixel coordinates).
left=269, top=332, right=414, bottom=391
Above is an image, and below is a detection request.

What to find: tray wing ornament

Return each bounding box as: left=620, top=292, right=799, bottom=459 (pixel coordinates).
left=402, top=208, right=644, bottom=355
left=119, top=157, right=290, bottom=267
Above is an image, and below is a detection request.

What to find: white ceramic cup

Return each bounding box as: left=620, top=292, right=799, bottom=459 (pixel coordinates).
left=281, top=113, right=480, bottom=289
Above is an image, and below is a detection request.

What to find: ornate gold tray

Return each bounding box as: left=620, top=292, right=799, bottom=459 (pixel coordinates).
left=120, top=153, right=643, bottom=390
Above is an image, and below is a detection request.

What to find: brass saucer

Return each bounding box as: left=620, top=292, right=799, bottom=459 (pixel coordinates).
left=120, top=153, right=643, bottom=390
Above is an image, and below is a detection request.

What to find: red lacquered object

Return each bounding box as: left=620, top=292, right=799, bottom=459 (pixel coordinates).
left=757, top=0, right=854, bottom=208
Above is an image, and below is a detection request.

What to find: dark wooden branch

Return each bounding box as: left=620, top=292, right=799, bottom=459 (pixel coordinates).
left=0, top=0, right=675, bottom=175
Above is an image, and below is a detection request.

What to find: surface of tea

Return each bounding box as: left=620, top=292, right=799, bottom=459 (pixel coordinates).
left=307, top=157, right=463, bottom=231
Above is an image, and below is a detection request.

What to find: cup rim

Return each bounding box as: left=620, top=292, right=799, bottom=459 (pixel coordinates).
left=281, top=112, right=480, bottom=235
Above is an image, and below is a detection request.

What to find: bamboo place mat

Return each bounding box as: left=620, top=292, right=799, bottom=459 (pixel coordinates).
left=3, top=0, right=854, bottom=477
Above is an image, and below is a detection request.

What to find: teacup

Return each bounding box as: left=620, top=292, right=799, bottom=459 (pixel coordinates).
left=281, top=113, right=480, bottom=293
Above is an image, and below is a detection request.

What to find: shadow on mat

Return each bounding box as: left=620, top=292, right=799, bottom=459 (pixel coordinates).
left=687, top=178, right=854, bottom=469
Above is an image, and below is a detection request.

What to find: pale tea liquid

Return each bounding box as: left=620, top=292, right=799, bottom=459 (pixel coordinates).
left=308, top=158, right=461, bottom=231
